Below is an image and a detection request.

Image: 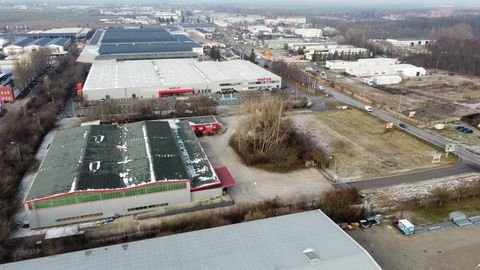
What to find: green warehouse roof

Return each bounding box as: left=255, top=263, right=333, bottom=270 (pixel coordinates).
left=26, top=120, right=219, bottom=201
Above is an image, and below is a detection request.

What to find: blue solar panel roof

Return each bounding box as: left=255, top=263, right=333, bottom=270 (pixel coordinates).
left=99, top=42, right=201, bottom=55
left=173, top=34, right=196, bottom=43
left=101, top=28, right=177, bottom=43
left=32, top=37, right=53, bottom=46
left=13, top=38, right=36, bottom=47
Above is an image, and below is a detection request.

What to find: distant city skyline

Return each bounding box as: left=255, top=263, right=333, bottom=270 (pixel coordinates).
left=9, top=0, right=480, bottom=8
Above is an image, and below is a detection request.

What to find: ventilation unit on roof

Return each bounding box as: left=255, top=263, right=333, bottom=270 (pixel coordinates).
left=93, top=135, right=105, bottom=143
left=303, top=248, right=320, bottom=264
left=89, top=161, right=101, bottom=172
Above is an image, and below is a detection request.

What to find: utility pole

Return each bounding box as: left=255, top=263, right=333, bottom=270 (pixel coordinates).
left=71, top=97, right=76, bottom=117
left=397, top=93, right=403, bottom=125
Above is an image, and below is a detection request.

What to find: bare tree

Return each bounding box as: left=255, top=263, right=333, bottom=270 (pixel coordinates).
left=430, top=186, right=451, bottom=206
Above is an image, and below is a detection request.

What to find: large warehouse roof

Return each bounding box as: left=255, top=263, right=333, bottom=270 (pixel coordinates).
left=101, top=28, right=177, bottom=43
left=26, top=120, right=219, bottom=201
left=2, top=211, right=381, bottom=270
left=96, top=28, right=201, bottom=56
left=98, top=42, right=200, bottom=55
left=83, top=59, right=280, bottom=92
left=80, top=28, right=202, bottom=62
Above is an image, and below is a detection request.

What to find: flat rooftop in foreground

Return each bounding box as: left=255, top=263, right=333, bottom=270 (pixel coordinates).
left=26, top=120, right=219, bottom=201
left=83, top=59, right=281, bottom=91
left=2, top=211, right=381, bottom=270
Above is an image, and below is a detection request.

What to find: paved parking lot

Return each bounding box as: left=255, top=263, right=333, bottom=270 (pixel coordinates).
left=199, top=116, right=333, bottom=203
left=349, top=224, right=480, bottom=270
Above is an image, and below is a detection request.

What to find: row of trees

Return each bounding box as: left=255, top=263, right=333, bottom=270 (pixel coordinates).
left=0, top=50, right=89, bottom=262
left=406, top=37, right=480, bottom=76
left=310, top=50, right=370, bottom=62
left=86, top=95, right=217, bottom=124
left=13, top=48, right=51, bottom=90
left=208, top=47, right=221, bottom=61
left=157, top=17, right=175, bottom=24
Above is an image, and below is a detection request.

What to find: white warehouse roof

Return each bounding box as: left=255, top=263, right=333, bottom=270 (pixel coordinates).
left=83, top=59, right=281, bottom=91
left=2, top=210, right=381, bottom=270
left=346, top=63, right=426, bottom=77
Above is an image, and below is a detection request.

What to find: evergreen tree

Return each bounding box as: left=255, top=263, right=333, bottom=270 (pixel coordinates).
left=332, top=51, right=339, bottom=60
left=249, top=49, right=256, bottom=63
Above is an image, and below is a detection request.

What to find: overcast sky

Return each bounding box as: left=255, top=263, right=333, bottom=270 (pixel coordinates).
left=35, top=0, right=480, bottom=8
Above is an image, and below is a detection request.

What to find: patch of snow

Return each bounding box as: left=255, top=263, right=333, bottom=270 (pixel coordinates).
left=117, top=156, right=133, bottom=164
left=70, top=177, right=77, bottom=192
left=167, top=119, right=179, bottom=129
left=93, top=135, right=105, bottom=143
left=89, top=161, right=101, bottom=172
left=196, top=165, right=209, bottom=174
left=116, top=144, right=127, bottom=152
left=45, top=226, right=80, bottom=239
left=142, top=124, right=156, bottom=182
left=198, top=176, right=214, bottom=181
left=190, top=157, right=205, bottom=164
left=362, top=173, right=480, bottom=212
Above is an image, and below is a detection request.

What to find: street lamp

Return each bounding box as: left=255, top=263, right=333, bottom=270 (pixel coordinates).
left=10, top=141, right=21, bottom=160
left=397, top=91, right=403, bottom=125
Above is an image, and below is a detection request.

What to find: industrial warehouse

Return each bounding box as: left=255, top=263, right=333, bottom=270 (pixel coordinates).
left=3, top=211, right=381, bottom=270
left=24, top=117, right=235, bottom=228
left=81, top=59, right=281, bottom=100
left=80, top=28, right=203, bottom=62
left=326, top=58, right=426, bottom=85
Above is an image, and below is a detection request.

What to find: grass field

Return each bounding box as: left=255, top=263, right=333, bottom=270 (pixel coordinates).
left=291, top=108, right=458, bottom=181
left=430, top=125, right=480, bottom=146
left=0, top=10, right=105, bottom=29
left=407, top=198, right=480, bottom=225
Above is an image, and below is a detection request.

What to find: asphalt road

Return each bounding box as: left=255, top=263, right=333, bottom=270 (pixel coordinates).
left=285, top=80, right=480, bottom=188
left=349, top=160, right=480, bottom=190
left=317, top=84, right=480, bottom=166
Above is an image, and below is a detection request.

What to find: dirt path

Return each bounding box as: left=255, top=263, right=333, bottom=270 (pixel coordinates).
left=199, top=115, right=333, bottom=204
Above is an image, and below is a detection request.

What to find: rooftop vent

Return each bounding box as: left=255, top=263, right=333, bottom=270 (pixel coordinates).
left=303, top=248, right=320, bottom=264
left=89, top=161, right=101, bottom=172
left=93, top=135, right=105, bottom=143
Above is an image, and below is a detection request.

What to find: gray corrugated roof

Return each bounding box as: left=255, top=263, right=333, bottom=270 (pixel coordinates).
left=1, top=211, right=381, bottom=270
left=25, top=120, right=216, bottom=201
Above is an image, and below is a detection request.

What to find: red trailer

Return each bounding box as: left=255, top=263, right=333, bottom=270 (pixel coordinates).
left=158, top=88, right=194, bottom=98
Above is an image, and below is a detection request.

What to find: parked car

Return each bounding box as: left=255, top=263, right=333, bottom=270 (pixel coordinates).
left=456, top=126, right=473, bottom=134
left=216, top=88, right=238, bottom=95
left=359, top=219, right=371, bottom=228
